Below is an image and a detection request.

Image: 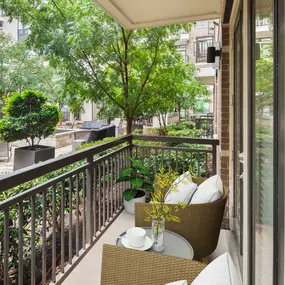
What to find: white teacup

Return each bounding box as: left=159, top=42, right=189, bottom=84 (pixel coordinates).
left=126, top=227, right=146, bottom=248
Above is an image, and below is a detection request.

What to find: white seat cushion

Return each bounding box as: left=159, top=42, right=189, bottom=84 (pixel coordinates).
left=192, top=252, right=242, bottom=285
left=165, top=171, right=197, bottom=204
left=165, top=280, right=187, bottom=285
left=190, top=175, right=223, bottom=204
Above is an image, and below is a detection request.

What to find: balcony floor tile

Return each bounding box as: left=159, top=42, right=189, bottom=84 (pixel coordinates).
left=61, top=211, right=241, bottom=285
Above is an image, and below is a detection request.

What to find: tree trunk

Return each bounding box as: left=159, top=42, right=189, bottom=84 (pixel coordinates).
left=126, top=116, right=133, bottom=135
left=177, top=103, right=181, bottom=123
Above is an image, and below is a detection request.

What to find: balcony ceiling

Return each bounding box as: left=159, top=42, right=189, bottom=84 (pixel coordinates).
left=95, top=0, right=222, bottom=30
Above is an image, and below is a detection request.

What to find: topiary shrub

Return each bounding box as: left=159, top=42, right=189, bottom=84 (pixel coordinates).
left=0, top=90, right=61, bottom=149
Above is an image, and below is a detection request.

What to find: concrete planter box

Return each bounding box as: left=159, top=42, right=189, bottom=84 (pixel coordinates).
left=14, top=145, right=55, bottom=171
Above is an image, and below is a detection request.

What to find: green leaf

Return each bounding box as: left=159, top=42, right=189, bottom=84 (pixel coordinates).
left=141, top=182, right=154, bottom=191
left=130, top=177, right=144, bottom=189
left=123, top=189, right=137, bottom=201
left=116, top=176, right=131, bottom=183
left=119, top=167, right=134, bottom=177
left=139, top=166, right=150, bottom=176
left=127, top=156, right=143, bottom=168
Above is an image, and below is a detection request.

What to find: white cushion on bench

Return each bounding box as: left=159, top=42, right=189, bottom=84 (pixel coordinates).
left=190, top=174, right=223, bottom=204
left=165, top=171, right=197, bottom=204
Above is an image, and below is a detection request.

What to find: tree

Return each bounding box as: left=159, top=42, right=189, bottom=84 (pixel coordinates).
left=0, top=33, right=64, bottom=103
left=143, top=54, right=210, bottom=133
left=1, top=0, right=190, bottom=134
left=0, top=90, right=61, bottom=149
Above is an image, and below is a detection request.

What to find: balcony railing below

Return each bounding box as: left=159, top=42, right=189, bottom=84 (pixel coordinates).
left=0, top=135, right=219, bottom=285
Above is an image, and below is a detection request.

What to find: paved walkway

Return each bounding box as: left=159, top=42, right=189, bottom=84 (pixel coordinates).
left=0, top=145, right=72, bottom=175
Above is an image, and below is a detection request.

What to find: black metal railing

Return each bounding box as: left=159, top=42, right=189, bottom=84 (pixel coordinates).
left=194, top=118, right=214, bottom=138
left=0, top=135, right=219, bottom=285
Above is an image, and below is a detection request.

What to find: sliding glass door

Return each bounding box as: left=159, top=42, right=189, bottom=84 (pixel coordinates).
left=251, top=0, right=274, bottom=283
left=233, top=10, right=243, bottom=256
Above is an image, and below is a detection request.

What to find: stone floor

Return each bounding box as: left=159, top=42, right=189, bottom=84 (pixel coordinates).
left=0, top=145, right=72, bottom=175
left=61, top=211, right=242, bottom=285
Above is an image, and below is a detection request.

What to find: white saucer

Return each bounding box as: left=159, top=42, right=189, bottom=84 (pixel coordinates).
left=121, top=236, right=153, bottom=251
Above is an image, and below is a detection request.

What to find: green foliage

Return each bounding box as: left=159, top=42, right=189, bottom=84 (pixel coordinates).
left=144, top=168, right=187, bottom=223
left=0, top=33, right=64, bottom=103
left=167, top=121, right=195, bottom=131
left=116, top=156, right=154, bottom=201
left=75, top=136, right=121, bottom=153
left=0, top=90, right=61, bottom=148
left=1, top=0, right=193, bottom=133
left=144, top=58, right=210, bottom=132
left=167, top=129, right=203, bottom=138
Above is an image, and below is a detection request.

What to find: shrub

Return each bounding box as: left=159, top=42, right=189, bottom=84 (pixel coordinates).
left=167, top=129, right=203, bottom=138
left=0, top=90, right=61, bottom=149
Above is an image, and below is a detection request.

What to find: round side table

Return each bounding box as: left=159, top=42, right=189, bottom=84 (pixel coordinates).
left=116, top=227, right=194, bottom=260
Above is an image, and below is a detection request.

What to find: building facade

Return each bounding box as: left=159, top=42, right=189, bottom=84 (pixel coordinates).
left=177, top=21, right=217, bottom=118
left=0, top=9, right=30, bottom=41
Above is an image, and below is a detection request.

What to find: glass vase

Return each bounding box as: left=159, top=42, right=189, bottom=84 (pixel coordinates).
left=151, top=218, right=165, bottom=252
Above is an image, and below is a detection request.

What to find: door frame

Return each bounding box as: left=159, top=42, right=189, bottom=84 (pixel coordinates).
left=232, top=8, right=244, bottom=257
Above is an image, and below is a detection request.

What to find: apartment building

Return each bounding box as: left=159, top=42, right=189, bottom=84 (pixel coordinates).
left=0, top=9, right=30, bottom=41
left=177, top=21, right=217, bottom=117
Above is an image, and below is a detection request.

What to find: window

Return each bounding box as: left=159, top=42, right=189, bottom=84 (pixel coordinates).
left=0, top=21, right=3, bottom=32
left=177, top=45, right=188, bottom=63
left=194, top=21, right=209, bottom=28
left=195, top=37, right=213, bottom=63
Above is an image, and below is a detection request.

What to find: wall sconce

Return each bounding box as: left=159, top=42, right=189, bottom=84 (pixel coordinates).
left=207, top=46, right=222, bottom=63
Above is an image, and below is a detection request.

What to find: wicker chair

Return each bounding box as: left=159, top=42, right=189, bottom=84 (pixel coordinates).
left=135, top=177, right=228, bottom=260
left=101, top=244, right=206, bottom=285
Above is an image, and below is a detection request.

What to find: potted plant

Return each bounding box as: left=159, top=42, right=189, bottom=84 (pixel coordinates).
left=116, top=156, right=154, bottom=215
left=0, top=90, right=61, bottom=170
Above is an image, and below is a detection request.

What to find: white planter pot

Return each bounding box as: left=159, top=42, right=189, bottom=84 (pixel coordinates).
left=124, top=192, right=146, bottom=215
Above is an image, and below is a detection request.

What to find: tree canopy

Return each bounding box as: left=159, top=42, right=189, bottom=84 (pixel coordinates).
left=1, top=0, right=209, bottom=133
left=0, top=33, right=64, bottom=104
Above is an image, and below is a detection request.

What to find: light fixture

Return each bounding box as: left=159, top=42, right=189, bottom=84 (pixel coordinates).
left=207, top=46, right=222, bottom=63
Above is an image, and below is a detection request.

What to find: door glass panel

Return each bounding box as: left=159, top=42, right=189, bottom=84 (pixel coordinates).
left=253, top=0, right=274, bottom=283
left=233, top=13, right=243, bottom=255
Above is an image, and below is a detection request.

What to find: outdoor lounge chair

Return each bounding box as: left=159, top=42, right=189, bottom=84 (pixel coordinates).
left=135, top=177, right=228, bottom=260
left=101, top=244, right=206, bottom=285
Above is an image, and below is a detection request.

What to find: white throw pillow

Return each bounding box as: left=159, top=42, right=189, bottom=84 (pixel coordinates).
left=165, top=171, right=197, bottom=204
left=165, top=280, right=188, bottom=285
left=192, top=252, right=241, bottom=285
left=190, top=175, right=223, bottom=204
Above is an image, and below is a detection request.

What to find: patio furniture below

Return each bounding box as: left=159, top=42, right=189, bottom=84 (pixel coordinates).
left=72, top=125, right=116, bottom=150
left=79, top=121, right=108, bottom=129
left=0, top=142, right=12, bottom=162
left=116, top=228, right=194, bottom=259
left=135, top=177, right=228, bottom=260
left=101, top=244, right=206, bottom=285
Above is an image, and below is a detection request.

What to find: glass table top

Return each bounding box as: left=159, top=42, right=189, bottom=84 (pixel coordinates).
left=116, top=227, right=194, bottom=260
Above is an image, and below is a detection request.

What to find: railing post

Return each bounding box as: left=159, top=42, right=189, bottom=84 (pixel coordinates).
left=212, top=144, right=217, bottom=175
left=86, top=155, right=94, bottom=244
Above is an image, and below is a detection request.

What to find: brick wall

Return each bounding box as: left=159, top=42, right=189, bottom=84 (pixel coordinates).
left=217, top=24, right=230, bottom=229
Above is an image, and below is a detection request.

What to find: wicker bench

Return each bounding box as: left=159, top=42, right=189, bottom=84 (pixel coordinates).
left=101, top=244, right=206, bottom=285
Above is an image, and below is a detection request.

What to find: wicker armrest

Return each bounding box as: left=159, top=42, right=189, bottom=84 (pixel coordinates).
left=101, top=244, right=206, bottom=285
